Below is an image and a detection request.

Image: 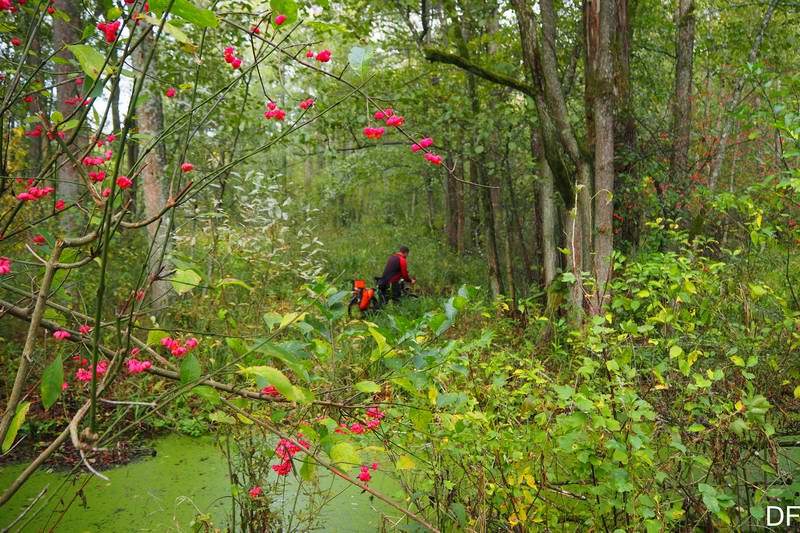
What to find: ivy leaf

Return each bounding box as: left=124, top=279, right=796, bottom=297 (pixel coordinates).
left=2, top=402, right=31, bottom=453
left=67, top=45, right=106, bottom=79
left=41, top=357, right=64, bottom=410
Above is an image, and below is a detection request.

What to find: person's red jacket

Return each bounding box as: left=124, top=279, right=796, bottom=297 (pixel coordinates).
left=379, top=252, right=412, bottom=285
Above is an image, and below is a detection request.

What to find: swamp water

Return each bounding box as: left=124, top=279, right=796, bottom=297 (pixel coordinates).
left=0, top=435, right=403, bottom=532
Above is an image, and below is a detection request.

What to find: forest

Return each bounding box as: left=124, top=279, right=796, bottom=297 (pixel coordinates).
left=0, top=0, right=799, bottom=531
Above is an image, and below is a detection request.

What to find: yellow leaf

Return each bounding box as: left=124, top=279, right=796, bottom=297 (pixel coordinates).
left=794, top=386, right=800, bottom=399
left=524, top=473, right=537, bottom=488
left=396, top=455, right=417, bottom=470
left=735, top=400, right=745, bottom=412
left=428, top=386, right=438, bottom=406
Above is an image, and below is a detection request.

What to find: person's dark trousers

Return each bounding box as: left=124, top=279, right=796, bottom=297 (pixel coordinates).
left=378, top=283, right=401, bottom=302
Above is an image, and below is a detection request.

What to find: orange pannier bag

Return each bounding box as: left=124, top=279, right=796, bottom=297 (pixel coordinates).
left=354, top=279, right=366, bottom=289
left=359, top=288, right=374, bottom=310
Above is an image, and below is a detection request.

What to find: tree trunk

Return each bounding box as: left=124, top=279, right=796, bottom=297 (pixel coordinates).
left=669, top=0, right=694, bottom=187
left=613, top=0, right=640, bottom=249
left=134, top=31, right=173, bottom=309
left=708, top=0, right=778, bottom=190
left=588, top=0, right=616, bottom=315
left=530, top=128, right=558, bottom=289
left=52, top=0, right=83, bottom=233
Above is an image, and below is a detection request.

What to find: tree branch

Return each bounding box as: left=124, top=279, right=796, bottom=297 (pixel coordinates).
left=422, top=47, right=537, bottom=98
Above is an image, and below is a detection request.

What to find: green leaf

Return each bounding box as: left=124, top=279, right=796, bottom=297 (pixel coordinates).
left=142, top=14, right=191, bottom=43
left=209, top=411, right=237, bottom=425
left=395, top=454, right=416, bottom=470
left=300, top=459, right=316, bottom=481
left=355, top=380, right=381, bottom=394
left=216, top=277, right=253, bottom=291
left=329, top=442, right=360, bottom=468
left=347, top=45, right=372, bottom=76
left=41, top=357, right=64, bottom=410
left=171, top=268, right=202, bottom=294
left=251, top=341, right=309, bottom=382
left=730, top=355, right=745, bottom=367
left=239, top=365, right=307, bottom=402
left=270, top=0, right=298, bottom=27
left=669, top=345, right=683, bottom=358
left=192, top=386, right=220, bottom=405
left=149, top=0, right=218, bottom=28
left=146, top=329, right=169, bottom=345
left=2, top=402, right=31, bottom=452
left=61, top=119, right=80, bottom=131
left=67, top=45, right=106, bottom=79
left=180, top=354, right=201, bottom=383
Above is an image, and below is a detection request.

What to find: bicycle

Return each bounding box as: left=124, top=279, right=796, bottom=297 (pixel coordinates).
left=347, top=277, right=417, bottom=319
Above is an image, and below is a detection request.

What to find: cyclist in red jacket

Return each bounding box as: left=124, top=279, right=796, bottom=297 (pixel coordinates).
left=378, top=246, right=415, bottom=301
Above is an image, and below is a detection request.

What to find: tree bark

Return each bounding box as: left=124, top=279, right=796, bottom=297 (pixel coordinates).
left=669, top=0, right=695, bottom=185
left=588, top=0, right=617, bottom=315
left=613, top=0, right=640, bottom=248
left=52, top=0, right=83, bottom=232
left=134, top=31, right=173, bottom=309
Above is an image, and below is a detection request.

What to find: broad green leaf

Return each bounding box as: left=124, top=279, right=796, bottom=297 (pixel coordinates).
left=347, top=45, right=372, bottom=76
left=61, top=119, right=80, bottom=131
left=300, top=459, right=316, bottom=481
left=180, top=354, right=201, bottom=383
left=395, top=454, right=416, bottom=470
left=142, top=14, right=190, bottom=43
left=67, top=45, right=106, bottom=79
left=279, top=312, right=306, bottom=330
left=2, top=402, right=31, bottom=452
left=216, top=277, right=253, bottom=291
left=270, top=0, right=298, bottom=27
left=146, top=329, right=169, bottom=345
left=192, top=386, right=220, bottom=405
left=239, top=366, right=302, bottom=401
left=669, top=345, right=683, bottom=358
left=355, top=380, right=381, bottom=394
left=149, top=0, right=218, bottom=28
left=730, top=355, right=745, bottom=367
left=171, top=268, right=202, bottom=294
left=252, top=342, right=309, bottom=382
left=209, top=411, right=237, bottom=424
left=263, top=312, right=282, bottom=331
left=329, top=442, right=360, bottom=468
left=41, top=357, right=64, bottom=410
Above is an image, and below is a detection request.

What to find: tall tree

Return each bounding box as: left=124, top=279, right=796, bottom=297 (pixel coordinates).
left=669, top=0, right=695, bottom=184
left=52, top=0, right=83, bottom=232
left=134, top=29, right=173, bottom=308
